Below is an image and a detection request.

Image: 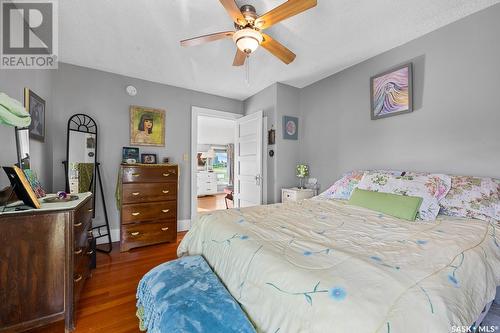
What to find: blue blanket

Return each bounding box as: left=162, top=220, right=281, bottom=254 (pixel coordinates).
left=136, top=255, right=256, bottom=333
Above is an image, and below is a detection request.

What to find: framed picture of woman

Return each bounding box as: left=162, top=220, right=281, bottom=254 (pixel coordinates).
left=130, top=106, right=165, bottom=146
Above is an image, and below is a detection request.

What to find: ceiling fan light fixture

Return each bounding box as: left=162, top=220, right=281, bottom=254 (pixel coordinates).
left=233, top=28, right=263, bottom=54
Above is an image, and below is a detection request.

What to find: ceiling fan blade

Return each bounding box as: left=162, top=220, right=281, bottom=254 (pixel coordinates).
left=255, top=0, right=317, bottom=30
left=180, top=31, right=234, bottom=47
left=233, top=49, right=247, bottom=66
left=219, top=0, right=247, bottom=25
left=261, top=33, right=296, bottom=64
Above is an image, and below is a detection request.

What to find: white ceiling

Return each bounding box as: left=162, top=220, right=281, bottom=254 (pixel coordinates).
left=59, top=0, right=499, bottom=100
left=198, top=116, right=235, bottom=145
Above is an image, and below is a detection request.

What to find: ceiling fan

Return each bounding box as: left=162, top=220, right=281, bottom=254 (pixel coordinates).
left=180, top=0, right=317, bottom=66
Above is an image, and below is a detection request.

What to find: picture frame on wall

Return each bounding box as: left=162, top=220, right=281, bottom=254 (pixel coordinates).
left=141, top=153, right=157, bottom=164
left=370, top=63, right=413, bottom=120
left=24, top=88, right=45, bottom=142
left=282, top=116, right=299, bottom=140
left=130, top=106, right=165, bottom=147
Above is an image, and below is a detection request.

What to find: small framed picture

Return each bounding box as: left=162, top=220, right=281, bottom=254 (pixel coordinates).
left=282, top=116, right=299, bottom=140
left=122, top=147, right=139, bottom=164
left=24, top=88, right=45, bottom=142
left=141, top=153, right=157, bottom=164
left=268, top=127, right=276, bottom=145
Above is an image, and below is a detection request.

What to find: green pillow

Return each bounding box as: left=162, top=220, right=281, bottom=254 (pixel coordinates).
left=348, top=188, right=423, bottom=221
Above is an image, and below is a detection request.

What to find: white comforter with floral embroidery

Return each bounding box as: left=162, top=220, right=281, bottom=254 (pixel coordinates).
left=177, top=199, right=500, bottom=333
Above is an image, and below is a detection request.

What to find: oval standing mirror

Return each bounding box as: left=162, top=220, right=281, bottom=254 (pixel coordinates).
left=65, top=114, right=97, bottom=195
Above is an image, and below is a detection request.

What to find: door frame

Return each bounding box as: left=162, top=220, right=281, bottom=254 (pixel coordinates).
left=191, top=106, right=242, bottom=221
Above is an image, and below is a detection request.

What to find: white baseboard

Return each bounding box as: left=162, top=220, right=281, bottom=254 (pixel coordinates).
left=95, top=227, right=120, bottom=245
left=178, top=219, right=191, bottom=232
left=95, top=220, right=191, bottom=245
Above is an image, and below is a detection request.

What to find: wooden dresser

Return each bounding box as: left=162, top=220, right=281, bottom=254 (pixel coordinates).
left=0, top=193, right=93, bottom=332
left=120, top=164, right=178, bottom=251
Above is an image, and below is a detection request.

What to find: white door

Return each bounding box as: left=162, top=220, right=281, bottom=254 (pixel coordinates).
left=234, top=111, right=263, bottom=208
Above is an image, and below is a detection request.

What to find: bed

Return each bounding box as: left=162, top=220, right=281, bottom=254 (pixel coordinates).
left=178, top=198, right=500, bottom=333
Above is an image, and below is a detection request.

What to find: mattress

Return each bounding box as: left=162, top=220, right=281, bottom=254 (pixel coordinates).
left=178, top=199, right=500, bottom=333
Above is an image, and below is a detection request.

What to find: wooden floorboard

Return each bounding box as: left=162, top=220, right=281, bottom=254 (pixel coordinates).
left=31, top=233, right=186, bottom=333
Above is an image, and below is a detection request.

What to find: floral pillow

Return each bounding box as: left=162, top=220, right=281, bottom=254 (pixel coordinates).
left=357, top=171, right=451, bottom=221
left=439, top=176, right=500, bottom=222
left=319, top=171, right=365, bottom=200
left=319, top=170, right=403, bottom=200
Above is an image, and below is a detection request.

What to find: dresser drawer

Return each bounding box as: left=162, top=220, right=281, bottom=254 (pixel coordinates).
left=122, top=166, right=177, bottom=183
left=73, top=249, right=91, bottom=305
left=74, top=218, right=92, bottom=249
left=282, top=190, right=297, bottom=202
left=74, top=198, right=93, bottom=227
left=122, top=183, right=177, bottom=204
left=121, top=201, right=177, bottom=224
left=121, top=221, right=176, bottom=251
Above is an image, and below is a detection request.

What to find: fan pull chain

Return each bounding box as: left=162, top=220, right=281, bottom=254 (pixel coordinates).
left=245, top=54, right=250, bottom=86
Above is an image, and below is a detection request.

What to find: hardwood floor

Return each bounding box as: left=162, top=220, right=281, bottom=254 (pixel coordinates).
left=197, top=193, right=232, bottom=212
left=31, top=233, right=185, bottom=333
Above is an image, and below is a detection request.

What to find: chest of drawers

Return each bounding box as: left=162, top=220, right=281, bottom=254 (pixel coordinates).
left=120, top=164, right=179, bottom=252
left=197, top=171, right=218, bottom=196
left=0, top=193, right=93, bottom=332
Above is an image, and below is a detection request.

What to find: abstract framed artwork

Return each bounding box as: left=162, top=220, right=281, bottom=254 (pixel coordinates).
left=24, top=88, right=45, bottom=141
left=282, top=116, right=299, bottom=140
left=370, top=63, right=413, bottom=120
left=130, top=106, right=165, bottom=146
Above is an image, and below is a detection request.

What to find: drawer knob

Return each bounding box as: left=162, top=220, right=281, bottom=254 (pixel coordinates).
left=74, top=248, right=83, bottom=255
left=161, top=227, right=169, bottom=231
left=163, top=173, right=170, bottom=177
left=131, top=212, right=140, bottom=216
left=87, top=249, right=94, bottom=255
left=88, top=208, right=93, bottom=212
left=131, top=231, right=140, bottom=236
left=162, top=209, right=170, bottom=213
left=74, top=222, right=83, bottom=227
left=132, top=173, right=140, bottom=177
left=74, top=274, right=83, bottom=283
left=132, top=192, right=140, bottom=196
left=162, top=190, right=169, bottom=194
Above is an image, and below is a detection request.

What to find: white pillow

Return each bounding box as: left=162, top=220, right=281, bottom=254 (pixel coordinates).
left=357, top=171, right=451, bottom=221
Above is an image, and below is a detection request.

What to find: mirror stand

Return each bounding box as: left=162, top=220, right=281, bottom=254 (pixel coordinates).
left=64, top=114, right=112, bottom=255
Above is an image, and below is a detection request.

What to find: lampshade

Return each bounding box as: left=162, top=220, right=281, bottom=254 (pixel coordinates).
left=201, top=148, right=216, bottom=159
left=232, top=28, right=263, bottom=54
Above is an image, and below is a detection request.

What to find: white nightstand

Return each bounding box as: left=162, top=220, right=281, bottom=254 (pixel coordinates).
left=281, top=188, right=316, bottom=203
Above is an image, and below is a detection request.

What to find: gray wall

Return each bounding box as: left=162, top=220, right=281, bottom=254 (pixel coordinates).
left=275, top=83, right=301, bottom=199
left=299, top=4, right=500, bottom=191
left=0, top=70, right=54, bottom=191
left=243, top=83, right=302, bottom=203
left=51, top=63, right=243, bottom=235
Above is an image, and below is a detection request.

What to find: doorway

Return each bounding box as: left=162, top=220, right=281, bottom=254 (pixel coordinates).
left=191, top=107, right=267, bottom=221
